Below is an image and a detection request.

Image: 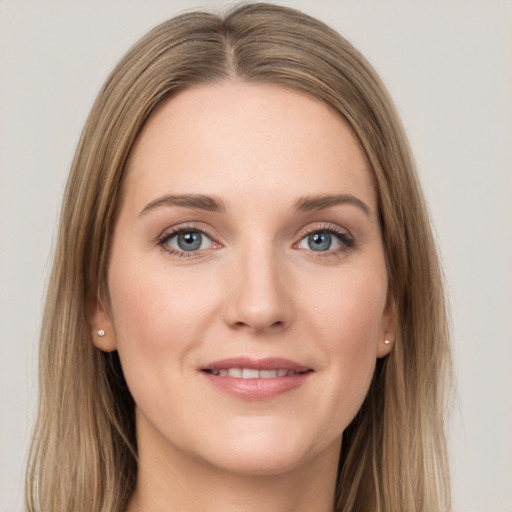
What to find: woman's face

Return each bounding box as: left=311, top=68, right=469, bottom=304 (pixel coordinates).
left=95, top=81, right=394, bottom=476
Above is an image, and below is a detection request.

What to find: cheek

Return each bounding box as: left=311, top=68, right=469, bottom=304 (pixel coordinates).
left=304, top=265, right=387, bottom=348
left=106, top=256, right=218, bottom=418
left=300, top=266, right=387, bottom=417
left=106, top=239, right=220, bottom=362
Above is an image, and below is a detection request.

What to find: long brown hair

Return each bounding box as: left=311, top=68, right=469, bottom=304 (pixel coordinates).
left=26, top=4, right=451, bottom=511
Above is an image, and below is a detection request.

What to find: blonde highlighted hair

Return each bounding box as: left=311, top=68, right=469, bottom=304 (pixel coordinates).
left=26, top=3, right=451, bottom=511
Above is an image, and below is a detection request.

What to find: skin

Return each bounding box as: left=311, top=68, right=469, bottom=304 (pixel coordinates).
left=91, top=81, right=395, bottom=512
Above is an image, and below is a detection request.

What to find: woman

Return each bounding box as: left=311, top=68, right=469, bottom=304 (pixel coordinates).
left=26, top=3, right=451, bottom=511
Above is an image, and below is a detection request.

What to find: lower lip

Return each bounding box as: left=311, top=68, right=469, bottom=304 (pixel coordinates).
left=202, top=372, right=311, bottom=400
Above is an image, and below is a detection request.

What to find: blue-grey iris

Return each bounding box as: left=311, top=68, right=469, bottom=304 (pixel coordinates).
left=177, top=231, right=202, bottom=251
left=308, top=232, right=332, bottom=251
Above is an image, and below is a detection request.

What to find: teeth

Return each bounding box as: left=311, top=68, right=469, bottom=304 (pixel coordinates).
left=242, top=368, right=259, bottom=379
left=210, top=368, right=301, bottom=379
left=260, top=370, right=277, bottom=378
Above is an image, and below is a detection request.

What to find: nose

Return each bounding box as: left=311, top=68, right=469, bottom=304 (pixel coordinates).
left=222, top=244, right=293, bottom=335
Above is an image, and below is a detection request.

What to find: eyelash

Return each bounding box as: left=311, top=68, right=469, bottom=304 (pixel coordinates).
left=157, top=223, right=214, bottom=258
left=299, top=224, right=355, bottom=256
left=157, top=223, right=355, bottom=258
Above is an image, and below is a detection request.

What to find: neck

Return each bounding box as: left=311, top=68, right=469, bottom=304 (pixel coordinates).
left=127, top=424, right=340, bottom=512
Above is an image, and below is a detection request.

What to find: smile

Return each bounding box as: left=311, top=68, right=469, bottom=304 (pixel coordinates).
left=205, top=368, right=304, bottom=378
left=201, top=357, right=313, bottom=400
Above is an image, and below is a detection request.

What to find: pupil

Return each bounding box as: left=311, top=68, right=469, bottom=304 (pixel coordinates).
left=308, top=232, right=331, bottom=251
left=178, top=231, right=202, bottom=251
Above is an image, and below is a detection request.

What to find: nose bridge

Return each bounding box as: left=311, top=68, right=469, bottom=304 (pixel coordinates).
left=224, top=236, right=291, bottom=333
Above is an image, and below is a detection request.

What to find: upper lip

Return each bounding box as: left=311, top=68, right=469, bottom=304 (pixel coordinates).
left=201, top=357, right=311, bottom=373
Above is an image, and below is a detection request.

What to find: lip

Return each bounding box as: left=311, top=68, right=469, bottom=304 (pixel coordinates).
left=200, top=357, right=313, bottom=401
left=202, top=357, right=311, bottom=373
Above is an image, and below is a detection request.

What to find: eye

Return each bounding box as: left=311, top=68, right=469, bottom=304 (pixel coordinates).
left=297, top=228, right=354, bottom=253
left=160, top=228, right=214, bottom=255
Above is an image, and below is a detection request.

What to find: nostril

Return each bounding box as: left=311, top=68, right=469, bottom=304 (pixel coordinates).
left=230, top=319, right=285, bottom=332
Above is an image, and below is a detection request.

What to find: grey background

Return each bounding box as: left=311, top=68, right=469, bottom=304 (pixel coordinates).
left=1, top=1, right=511, bottom=511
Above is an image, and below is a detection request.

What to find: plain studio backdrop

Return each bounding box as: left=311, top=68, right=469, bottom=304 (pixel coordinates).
left=0, top=1, right=510, bottom=511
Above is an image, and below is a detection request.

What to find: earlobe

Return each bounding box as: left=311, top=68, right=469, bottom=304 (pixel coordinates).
left=87, top=285, right=117, bottom=352
left=377, top=296, right=397, bottom=359
left=377, top=337, right=394, bottom=358
left=92, top=326, right=117, bottom=352
left=377, top=338, right=394, bottom=358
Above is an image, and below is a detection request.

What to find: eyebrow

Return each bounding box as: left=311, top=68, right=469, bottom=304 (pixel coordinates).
left=292, top=194, right=371, bottom=215
left=139, top=192, right=371, bottom=217
left=139, top=194, right=226, bottom=216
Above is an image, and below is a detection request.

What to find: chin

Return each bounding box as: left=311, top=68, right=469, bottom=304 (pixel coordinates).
left=203, top=446, right=312, bottom=477
left=189, top=419, right=339, bottom=477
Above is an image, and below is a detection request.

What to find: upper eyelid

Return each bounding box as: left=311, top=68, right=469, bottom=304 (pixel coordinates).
left=159, top=223, right=215, bottom=241
left=302, top=225, right=344, bottom=234
left=298, top=223, right=352, bottom=238
left=296, top=223, right=355, bottom=250
left=156, top=222, right=353, bottom=248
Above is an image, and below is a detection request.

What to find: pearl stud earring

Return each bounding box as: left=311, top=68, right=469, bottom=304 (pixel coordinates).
left=384, top=339, right=391, bottom=345
left=97, top=330, right=105, bottom=337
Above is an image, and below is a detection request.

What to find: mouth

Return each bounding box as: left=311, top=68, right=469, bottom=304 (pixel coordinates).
left=204, top=368, right=306, bottom=378
left=200, top=357, right=313, bottom=400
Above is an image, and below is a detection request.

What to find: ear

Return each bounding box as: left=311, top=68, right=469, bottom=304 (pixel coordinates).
left=377, top=295, right=397, bottom=359
left=86, top=281, right=117, bottom=352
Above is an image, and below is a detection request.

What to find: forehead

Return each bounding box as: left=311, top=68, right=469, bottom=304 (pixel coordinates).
left=124, top=81, right=375, bottom=212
